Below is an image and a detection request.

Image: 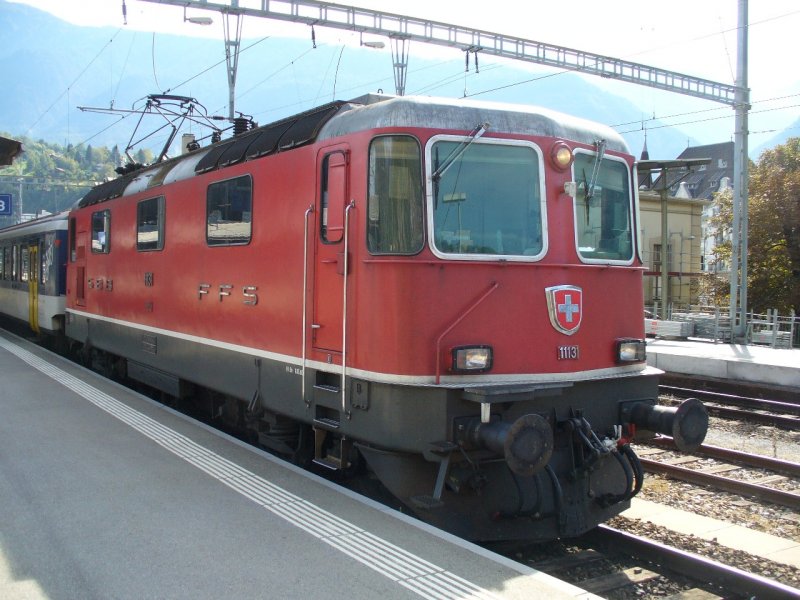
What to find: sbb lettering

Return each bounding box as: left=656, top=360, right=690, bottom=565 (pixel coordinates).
left=197, top=283, right=259, bottom=306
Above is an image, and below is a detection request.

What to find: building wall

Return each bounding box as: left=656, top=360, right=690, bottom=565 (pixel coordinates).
left=639, top=190, right=709, bottom=309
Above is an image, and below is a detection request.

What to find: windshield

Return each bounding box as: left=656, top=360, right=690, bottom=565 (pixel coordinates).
left=429, top=139, right=544, bottom=259
left=573, top=152, right=633, bottom=262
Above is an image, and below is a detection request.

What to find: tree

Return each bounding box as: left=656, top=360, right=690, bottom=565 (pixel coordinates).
left=704, top=139, right=800, bottom=314
left=749, top=139, right=800, bottom=313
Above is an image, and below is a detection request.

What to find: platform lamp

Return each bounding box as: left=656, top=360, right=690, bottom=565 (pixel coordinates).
left=184, top=6, right=213, bottom=25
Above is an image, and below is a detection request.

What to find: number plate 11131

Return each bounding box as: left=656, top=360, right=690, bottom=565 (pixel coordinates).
left=557, top=345, right=579, bottom=360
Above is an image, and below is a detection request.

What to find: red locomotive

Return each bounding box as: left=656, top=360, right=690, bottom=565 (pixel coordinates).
left=61, top=94, right=707, bottom=541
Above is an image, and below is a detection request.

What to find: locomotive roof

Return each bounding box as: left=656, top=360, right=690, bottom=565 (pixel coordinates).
left=320, top=94, right=629, bottom=153
left=78, top=95, right=628, bottom=208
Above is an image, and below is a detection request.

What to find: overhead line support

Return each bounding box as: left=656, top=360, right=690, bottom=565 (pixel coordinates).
left=141, top=0, right=738, bottom=106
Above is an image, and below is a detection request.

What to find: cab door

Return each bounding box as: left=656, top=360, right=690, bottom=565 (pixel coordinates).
left=312, top=148, right=350, bottom=353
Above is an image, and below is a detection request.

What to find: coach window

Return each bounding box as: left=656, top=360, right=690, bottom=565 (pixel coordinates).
left=572, top=152, right=633, bottom=263
left=368, top=136, right=424, bottom=254
left=12, top=245, right=18, bottom=280
left=20, top=246, right=29, bottom=282
left=207, top=175, right=252, bottom=246
left=137, top=196, right=165, bottom=251
left=0, top=247, right=4, bottom=279
left=91, top=209, right=111, bottom=253
left=2, top=247, right=9, bottom=280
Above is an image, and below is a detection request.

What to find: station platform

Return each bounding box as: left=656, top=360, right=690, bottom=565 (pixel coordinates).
left=645, top=338, right=800, bottom=390
left=0, top=331, right=595, bottom=600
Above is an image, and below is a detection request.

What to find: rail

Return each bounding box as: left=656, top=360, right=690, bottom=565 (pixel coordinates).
left=590, top=526, right=800, bottom=599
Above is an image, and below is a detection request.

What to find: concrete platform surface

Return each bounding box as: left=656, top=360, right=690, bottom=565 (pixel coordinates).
left=0, top=331, right=597, bottom=600
left=646, top=338, right=800, bottom=389
left=623, top=498, right=800, bottom=569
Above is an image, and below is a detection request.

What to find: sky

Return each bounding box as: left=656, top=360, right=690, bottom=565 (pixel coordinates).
left=9, top=0, right=800, bottom=153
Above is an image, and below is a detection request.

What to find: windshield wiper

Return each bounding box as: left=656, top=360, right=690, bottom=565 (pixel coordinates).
left=431, top=122, right=490, bottom=181
left=584, top=139, right=607, bottom=203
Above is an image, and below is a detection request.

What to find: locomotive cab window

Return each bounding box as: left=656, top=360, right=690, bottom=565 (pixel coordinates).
left=91, top=209, right=111, bottom=254
left=207, top=175, right=252, bottom=246
left=137, top=196, right=165, bottom=251
left=427, top=138, right=545, bottom=260
left=572, top=152, right=633, bottom=263
left=368, top=136, right=424, bottom=254
left=320, top=151, right=348, bottom=243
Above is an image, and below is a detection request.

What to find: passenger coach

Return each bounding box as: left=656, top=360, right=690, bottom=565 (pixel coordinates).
left=0, top=211, right=69, bottom=335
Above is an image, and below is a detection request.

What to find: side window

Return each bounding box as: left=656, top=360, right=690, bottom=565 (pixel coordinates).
left=320, top=151, right=348, bottom=243
left=137, top=196, right=165, bottom=251
left=207, top=175, right=252, bottom=246
left=91, top=209, right=111, bottom=254
left=0, top=247, right=4, bottom=279
left=368, top=136, right=424, bottom=254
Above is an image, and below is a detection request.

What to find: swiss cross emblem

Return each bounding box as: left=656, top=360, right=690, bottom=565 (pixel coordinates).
left=545, top=285, right=583, bottom=335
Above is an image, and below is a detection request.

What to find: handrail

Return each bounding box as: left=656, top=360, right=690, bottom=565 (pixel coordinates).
left=301, top=204, right=313, bottom=407
left=341, top=200, right=356, bottom=415
left=434, top=281, right=500, bottom=384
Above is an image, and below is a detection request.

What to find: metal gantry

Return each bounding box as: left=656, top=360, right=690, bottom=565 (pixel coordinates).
left=142, top=0, right=738, bottom=105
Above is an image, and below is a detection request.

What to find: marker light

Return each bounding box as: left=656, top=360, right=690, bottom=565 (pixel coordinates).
left=452, top=346, right=493, bottom=372
left=616, top=338, right=646, bottom=363
left=550, top=141, right=573, bottom=171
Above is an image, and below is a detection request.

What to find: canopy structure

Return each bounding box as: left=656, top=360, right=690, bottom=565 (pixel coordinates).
left=0, top=136, right=23, bottom=166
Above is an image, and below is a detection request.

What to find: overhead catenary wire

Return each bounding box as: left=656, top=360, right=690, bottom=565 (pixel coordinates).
left=615, top=102, right=800, bottom=135
left=25, top=28, right=124, bottom=136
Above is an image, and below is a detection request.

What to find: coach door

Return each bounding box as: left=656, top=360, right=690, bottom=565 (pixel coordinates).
left=311, top=148, right=351, bottom=354
left=71, top=218, right=87, bottom=307
left=27, top=244, right=39, bottom=333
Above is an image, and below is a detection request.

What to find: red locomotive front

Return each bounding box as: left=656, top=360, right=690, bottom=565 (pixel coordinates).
left=65, top=95, right=707, bottom=541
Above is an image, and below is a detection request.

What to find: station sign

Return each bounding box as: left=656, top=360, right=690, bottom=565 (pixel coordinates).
left=0, top=193, right=12, bottom=216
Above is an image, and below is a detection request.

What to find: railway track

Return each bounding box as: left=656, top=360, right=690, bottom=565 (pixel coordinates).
left=660, top=385, right=800, bottom=430
left=635, top=437, right=800, bottom=510
left=584, top=526, right=800, bottom=599
left=518, top=524, right=800, bottom=599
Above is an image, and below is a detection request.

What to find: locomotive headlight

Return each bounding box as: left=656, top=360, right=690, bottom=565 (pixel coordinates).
left=616, top=338, right=646, bottom=363
left=550, top=141, right=573, bottom=171
left=452, top=346, right=493, bottom=372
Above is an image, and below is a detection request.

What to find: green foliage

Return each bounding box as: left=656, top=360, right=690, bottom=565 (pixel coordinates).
left=0, top=132, right=122, bottom=226
left=705, top=138, right=800, bottom=313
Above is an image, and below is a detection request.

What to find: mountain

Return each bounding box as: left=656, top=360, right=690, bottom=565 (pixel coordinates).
left=753, top=117, right=800, bottom=158
left=0, top=0, right=737, bottom=161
